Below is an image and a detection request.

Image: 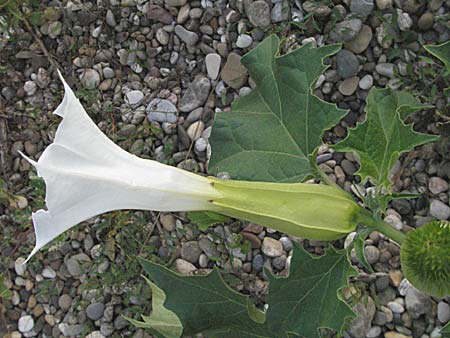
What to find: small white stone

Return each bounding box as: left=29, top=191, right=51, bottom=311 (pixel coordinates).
left=18, top=315, right=34, bottom=333
left=359, top=74, right=373, bottom=90
left=261, top=237, right=283, bottom=257
left=438, top=301, right=450, bottom=323
left=174, top=259, right=197, bottom=275
left=126, top=90, right=144, bottom=106
left=236, top=34, right=253, bottom=48
left=397, top=11, right=413, bottom=31
left=205, top=53, right=221, bottom=80
left=42, top=267, right=57, bottom=279
left=194, top=137, right=207, bottom=152
left=15, top=257, right=27, bottom=276
left=187, top=121, right=205, bottom=141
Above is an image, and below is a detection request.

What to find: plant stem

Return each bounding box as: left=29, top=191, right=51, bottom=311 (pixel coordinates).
left=356, top=210, right=406, bottom=245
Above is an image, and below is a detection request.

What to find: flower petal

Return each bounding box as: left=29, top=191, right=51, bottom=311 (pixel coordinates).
left=22, top=71, right=220, bottom=261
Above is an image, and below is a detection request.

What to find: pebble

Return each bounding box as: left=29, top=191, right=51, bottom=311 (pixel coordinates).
left=367, top=326, right=382, bottom=338
left=174, top=258, right=197, bottom=275
left=330, top=19, right=362, bottom=42
left=15, top=257, right=27, bottom=276
left=387, top=301, right=405, bottom=313
left=376, top=0, right=392, bottom=9
left=261, top=237, right=283, bottom=257
left=165, top=0, right=187, bottom=6
left=279, top=237, right=293, bottom=251
left=339, top=77, right=359, bottom=96
left=174, top=25, right=198, bottom=45
left=437, top=301, right=450, bottom=323
left=405, top=287, right=431, bottom=319
left=105, top=9, right=116, bottom=27
left=359, top=74, right=374, bottom=90
left=345, top=25, right=373, bottom=54
left=24, top=81, right=37, bottom=96
left=147, top=98, right=178, bottom=123
left=80, top=69, right=100, bottom=89
left=86, top=302, right=105, bottom=320
left=418, top=13, right=434, bottom=30
left=18, top=315, right=34, bottom=333
left=58, top=294, right=72, bottom=311
left=41, top=266, right=56, bottom=279
left=428, top=177, right=449, bottom=194
left=221, top=53, right=248, bottom=89
left=66, top=253, right=92, bottom=277
left=126, top=90, right=144, bottom=106
left=430, top=199, right=450, bottom=220
left=179, top=77, right=211, bottom=112
left=398, top=11, right=413, bottom=31
left=364, top=245, right=380, bottom=264
left=384, top=333, right=411, bottom=338
left=348, top=297, right=376, bottom=338
left=246, top=1, right=271, bottom=28
left=58, top=324, right=83, bottom=336
left=86, top=331, right=106, bottom=338
left=350, top=0, right=374, bottom=18
left=375, top=63, right=396, bottom=78
left=195, top=138, right=207, bottom=152
left=205, top=53, right=221, bottom=80
left=48, top=21, right=62, bottom=38
left=236, top=34, right=253, bottom=48
left=336, top=50, right=359, bottom=79
left=271, top=1, right=289, bottom=22
left=181, top=241, right=202, bottom=263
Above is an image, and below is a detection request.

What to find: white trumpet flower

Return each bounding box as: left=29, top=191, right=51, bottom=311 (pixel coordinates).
left=23, top=72, right=363, bottom=262
left=21, top=71, right=221, bottom=261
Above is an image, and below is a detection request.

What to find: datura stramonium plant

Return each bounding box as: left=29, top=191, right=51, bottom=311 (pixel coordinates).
left=21, top=73, right=449, bottom=298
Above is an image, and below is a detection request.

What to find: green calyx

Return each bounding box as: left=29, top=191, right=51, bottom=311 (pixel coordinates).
left=400, top=221, right=450, bottom=298
left=208, top=178, right=361, bottom=240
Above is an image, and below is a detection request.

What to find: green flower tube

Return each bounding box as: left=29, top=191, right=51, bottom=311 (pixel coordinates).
left=208, top=178, right=361, bottom=241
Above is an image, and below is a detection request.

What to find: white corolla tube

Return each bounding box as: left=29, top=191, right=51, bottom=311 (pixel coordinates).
left=21, top=71, right=222, bottom=261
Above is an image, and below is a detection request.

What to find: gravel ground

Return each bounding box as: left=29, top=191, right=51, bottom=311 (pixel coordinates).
left=0, top=0, right=449, bottom=337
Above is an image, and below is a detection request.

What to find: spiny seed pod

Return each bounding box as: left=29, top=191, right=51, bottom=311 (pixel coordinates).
left=400, top=221, right=450, bottom=298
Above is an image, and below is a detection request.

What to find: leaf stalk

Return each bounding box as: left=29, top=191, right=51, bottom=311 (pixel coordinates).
left=356, top=210, right=406, bottom=245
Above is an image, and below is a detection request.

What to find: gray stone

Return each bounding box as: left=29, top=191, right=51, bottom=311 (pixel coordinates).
left=58, top=294, right=72, bottom=311
left=15, top=257, right=27, bottom=276
left=105, top=9, right=116, bottom=27
left=364, top=245, right=380, bottom=264
left=430, top=199, right=450, bottom=220
left=387, top=300, right=405, bottom=313
left=336, top=50, right=359, bottom=79
left=350, top=0, right=374, bottom=18
left=205, top=53, right=221, bottom=80
left=271, top=1, right=290, bottom=23
left=221, top=53, right=248, bottom=89
left=262, top=237, right=283, bottom=257
left=344, top=25, right=372, bottom=54
left=359, top=74, right=373, bottom=90
left=428, top=177, right=449, bottom=194
left=147, top=99, right=178, bottom=123
left=367, top=326, right=382, bottom=338
left=165, top=0, right=187, bottom=6
left=375, top=63, right=396, bottom=78
left=181, top=241, right=202, bottom=263
left=145, top=4, right=173, bottom=25
left=438, top=301, right=450, bottom=323
left=398, top=11, right=413, bottom=31
left=126, top=90, right=144, bottom=106
left=48, top=21, right=62, bottom=38
left=330, top=19, right=362, bottom=42
left=405, top=287, right=432, bottom=319
left=252, top=254, right=264, bottom=271
left=339, top=76, right=359, bottom=96
left=156, top=28, right=170, bottom=45
left=179, top=77, right=211, bottom=112
left=58, top=324, right=83, bottom=336
left=36, top=68, right=50, bottom=88
left=86, top=331, right=106, bottom=338
left=236, top=34, right=253, bottom=48
left=187, top=121, right=205, bottom=141
left=175, top=25, right=199, bottom=45
left=24, top=81, right=37, bottom=96
left=66, top=253, right=92, bottom=277
left=376, top=0, right=392, bottom=9
left=174, top=258, right=197, bottom=275
left=247, top=1, right=271, bottom=28
left=160, top=213, right=176, bottom=231
left=86, top=302, right=105, bottom=320
left=418, top=12, right=434, bottom=31
left=80, top=69, right=100, bottom=89
left=18, top=315, right=34, bottom=333
left=279, top=237, right=293, bottom=251
left=198, top=237, right=219, bottom=257
left=348, top=296, right=376, bottom=338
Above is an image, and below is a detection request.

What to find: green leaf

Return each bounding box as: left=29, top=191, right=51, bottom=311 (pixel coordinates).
left=209, top=34, right=347, bottom=183
left=125, top=277, right=183, bottom=338
left=135, top=242, right=356, bottom=337
left=265, top=243, right=357, bottom=337
left=442, top=321, right=450, bottom=338
left=333, top=87, right=438, bottom=188
left=187, top=211, right=230, bottom=231
left=424, top=41, right=450, bottom=72
left=137, top=259, right=270, bottom=337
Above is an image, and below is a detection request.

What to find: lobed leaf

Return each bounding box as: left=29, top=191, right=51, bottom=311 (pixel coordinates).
left=333, top=87, right=438, bottom=189
left=135, top=242, right=357, bottom=338
left=424, top=41, right=450, bottom=72
left=187, top=211, right=230, bottom=231
left=209, top=34, right=347, bottom=183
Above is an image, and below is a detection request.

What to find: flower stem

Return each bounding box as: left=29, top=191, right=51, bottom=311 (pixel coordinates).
left=356, top=210, right=406, bottom=245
